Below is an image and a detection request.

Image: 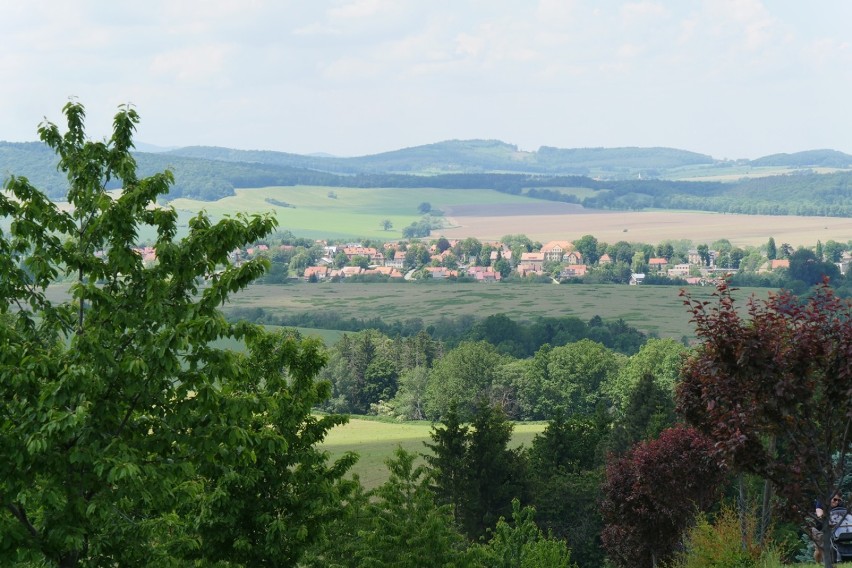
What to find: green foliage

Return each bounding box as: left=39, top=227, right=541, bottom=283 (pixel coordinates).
left=360, top=447, right=470, bottom=567
left=608, top=372, right=677, bottom=455
left=424, top=341, right=507, bottom=420
left=604, top=337, right=686, bottom=414
left=671, top=505, right=783, bottom=568
left=424, top=404, right=528, bottom=540
left=521, top=340, right=624, bottom=419
left=0, top=102, right=353, bottom=566
left=470, top=499, right=574, bottom=568
left=526, top=414, right=609, bottom=567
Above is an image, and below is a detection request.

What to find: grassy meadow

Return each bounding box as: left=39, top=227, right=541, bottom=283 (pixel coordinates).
left=321, top=417, right=547, bottom=490
left=231, top=281, right=770, bottom=340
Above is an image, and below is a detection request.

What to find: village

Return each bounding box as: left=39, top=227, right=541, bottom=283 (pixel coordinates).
left=162, top=235, right=838, bottom=286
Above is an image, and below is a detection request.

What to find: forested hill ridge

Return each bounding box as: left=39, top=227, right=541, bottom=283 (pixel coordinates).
left=165, top=140, right=717, bottom=175
left=2, top=139, right=852, bottom=216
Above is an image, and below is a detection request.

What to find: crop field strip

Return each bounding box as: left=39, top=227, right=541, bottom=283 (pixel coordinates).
left=160, top=185, right=852, bottom=246
left=230, top=282, right=771, bottom=340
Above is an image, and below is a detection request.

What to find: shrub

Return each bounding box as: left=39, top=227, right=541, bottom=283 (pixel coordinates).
left=671, top=504, right=783, bottom=568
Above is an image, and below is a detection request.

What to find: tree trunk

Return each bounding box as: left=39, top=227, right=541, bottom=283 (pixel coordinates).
left=738, top=474, right=748, bottom=550
left=758, top=436, right=776, bottom=544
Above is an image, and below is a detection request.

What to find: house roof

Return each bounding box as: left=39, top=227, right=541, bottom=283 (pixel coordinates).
left=541, top=240, right=574, bottom=253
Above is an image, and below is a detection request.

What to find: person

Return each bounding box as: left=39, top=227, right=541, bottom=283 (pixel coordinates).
left=812, top=492, right=845, bottom=563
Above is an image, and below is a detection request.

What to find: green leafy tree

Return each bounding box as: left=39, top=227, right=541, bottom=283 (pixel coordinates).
left=424, top=341, right=507, bottom=420
left=470, top=499, right=574, bottom=568
left=607, top=241, right=634, bottom=264
left=655, top=242, right=674, bottom=260
left=389, top=366, right=431, bottom=420
left=426, top=404, right=528, bottom=541
left=333, top=250, right=348, bottom=268
left=787, top=248, right=840, bottom=288
left=494, top=258, right=512, bottom=278
left=527, top=414, right=607, bottom=567
left=381, top=218, right=393, bottom=231
left=0, top=102, right=354, bottom=566
left=463, top=403, right=528, bottom=539
left=418, top=201, right=432, bottom=214
left=631, top=250, right=647, bottom=273
left=696, top=244, right=710, bottom=266
left=603, top=338, right=686, bottom=413
left=435, top=236, right=451, bottom=252
left=823, top=239, right=845, bottom=263
left=572, top=235, right=599, bottom=265
left=537, top=340, right=623, bottom=417
left=424, top=406, right=470, bottom=527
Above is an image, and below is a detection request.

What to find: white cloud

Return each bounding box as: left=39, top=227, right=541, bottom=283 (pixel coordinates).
left=0, top=1, right=850, bottom=158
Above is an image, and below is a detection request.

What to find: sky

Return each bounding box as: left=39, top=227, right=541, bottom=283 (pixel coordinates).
left=2, top=1, right=851, bottom=160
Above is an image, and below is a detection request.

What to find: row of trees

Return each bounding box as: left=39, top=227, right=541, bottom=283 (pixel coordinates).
left=317, top=331, right=684, bottom=423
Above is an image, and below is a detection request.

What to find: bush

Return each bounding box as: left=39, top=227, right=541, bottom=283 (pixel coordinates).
left=671, top=505, right=783, bottom=568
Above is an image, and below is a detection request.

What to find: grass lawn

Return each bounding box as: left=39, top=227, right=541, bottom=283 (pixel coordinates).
left=321, top=417, right=547, bottom=490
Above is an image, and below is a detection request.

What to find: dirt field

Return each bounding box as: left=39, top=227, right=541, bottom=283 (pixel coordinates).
left=438, top=208, right=852, bottom=247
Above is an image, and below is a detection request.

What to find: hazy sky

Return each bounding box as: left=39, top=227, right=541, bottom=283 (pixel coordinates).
left=2, top=1, right=851, bottom=159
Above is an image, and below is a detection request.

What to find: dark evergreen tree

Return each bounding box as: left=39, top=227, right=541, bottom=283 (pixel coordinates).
left=609, top=372, right=677, bottom=455
left=463, top=402, right=528, bottom=539
left=423, top=405, right=470, bottom=527
left=526, top=412, right=610, bottom=568
left=424, top=403, right=528, bottom=540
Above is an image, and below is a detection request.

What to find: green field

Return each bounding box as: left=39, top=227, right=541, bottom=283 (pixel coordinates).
left=167, top=186, right=543, bottom=241
left=230, top=281, right=770, bottom=340
left=321, top=417, right=546, bottom=489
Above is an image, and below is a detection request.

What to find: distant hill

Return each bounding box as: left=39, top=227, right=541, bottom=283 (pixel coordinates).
left=166, top=139, right=716, bottom=176
left=749, top=149, right=852, bottom=168
left=3, top=139, right=852, bottom=217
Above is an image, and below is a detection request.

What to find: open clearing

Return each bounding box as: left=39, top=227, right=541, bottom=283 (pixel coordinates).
left=321, top=417, right=546, bottom=490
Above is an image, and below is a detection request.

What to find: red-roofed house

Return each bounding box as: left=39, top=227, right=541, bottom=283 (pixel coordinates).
left=519, top=252, right=545, bottom=271
left=541, top=240, right=573, bottom=262
left=304, top=266, right=329, bottom=281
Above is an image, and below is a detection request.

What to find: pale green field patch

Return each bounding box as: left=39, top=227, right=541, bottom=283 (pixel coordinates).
left=322, top=417, right=546, bottom=490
